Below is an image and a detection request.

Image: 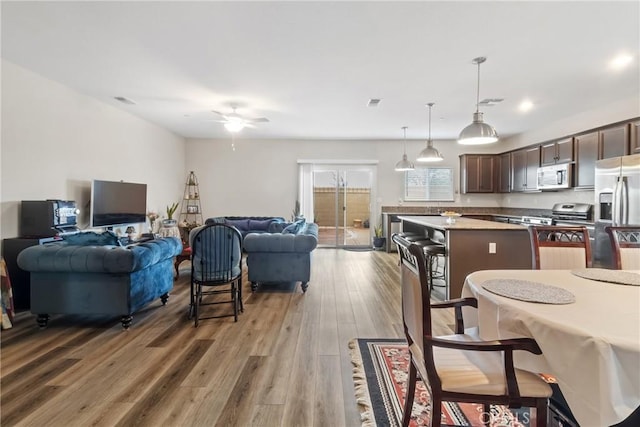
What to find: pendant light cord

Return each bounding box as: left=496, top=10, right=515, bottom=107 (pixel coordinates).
left=402, top=126, right=408, bottom=155
left=475, top=60, right=481, bottom=113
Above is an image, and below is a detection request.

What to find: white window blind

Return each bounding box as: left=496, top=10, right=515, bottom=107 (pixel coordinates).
left=405, top=167, right=454, bottom=201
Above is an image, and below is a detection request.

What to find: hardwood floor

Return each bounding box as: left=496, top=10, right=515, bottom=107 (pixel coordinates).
left=1, top=249, right=454, bottom=427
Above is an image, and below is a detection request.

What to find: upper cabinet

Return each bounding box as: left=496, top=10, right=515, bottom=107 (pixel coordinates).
left=511, top=146, right=540, bottom=192
left=540, top=137, right=573, bottom=165
left=497, top=153, right=511, bottom=193
left=460, top=154, right=495, bottom=193
left=574, top=132, right=599, bottom=189
left=600, top=123, right=629, bottom=159
left=631, top=120, right=640, bottom=154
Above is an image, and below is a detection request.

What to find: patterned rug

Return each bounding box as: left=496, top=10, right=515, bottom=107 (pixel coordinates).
left=349, top=338, right=535, bottom=426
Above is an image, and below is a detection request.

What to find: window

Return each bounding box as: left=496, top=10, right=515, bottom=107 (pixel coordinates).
left=405, top=167, right=454, bottom=201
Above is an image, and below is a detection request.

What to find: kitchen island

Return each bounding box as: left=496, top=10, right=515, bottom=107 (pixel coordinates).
left=398, top=215, right=532, bottom=299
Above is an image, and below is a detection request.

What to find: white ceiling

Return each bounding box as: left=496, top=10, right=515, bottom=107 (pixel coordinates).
left=2, top=1, right=639, bottom=141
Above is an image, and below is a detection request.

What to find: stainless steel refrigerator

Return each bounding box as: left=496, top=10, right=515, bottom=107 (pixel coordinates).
left=594, top=153, right=640, bottom=268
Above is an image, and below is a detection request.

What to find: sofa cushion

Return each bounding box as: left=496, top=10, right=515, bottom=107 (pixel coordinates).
left=268, top=221, right=287, bottom=233
left=62, top=230, right=121, bottom=246
left=225, top=219, right=250, bottom=231
left=248, top=219, right=273, bottom=231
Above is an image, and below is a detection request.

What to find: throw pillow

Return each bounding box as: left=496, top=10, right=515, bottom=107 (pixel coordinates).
left=63, top=230, right=121, bottom=246
left=282, top=218, right=306, bottom=235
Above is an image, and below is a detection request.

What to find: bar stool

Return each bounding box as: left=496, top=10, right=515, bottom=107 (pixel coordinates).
left=394, top=233, right=445, bottom=292
left=423, top=244, right=446, bottom=292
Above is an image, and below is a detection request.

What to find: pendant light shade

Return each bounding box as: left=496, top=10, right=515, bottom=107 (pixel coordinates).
left=394, top=126, right=415, bottom=171
left=417, top=103, right=444, bottom=162
left=458, top=57, right=498, bottom=145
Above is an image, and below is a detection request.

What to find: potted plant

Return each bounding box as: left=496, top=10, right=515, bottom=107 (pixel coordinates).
left=373, top=224, right=386, bottom=250
left=163, top=202, right=179, bottom=227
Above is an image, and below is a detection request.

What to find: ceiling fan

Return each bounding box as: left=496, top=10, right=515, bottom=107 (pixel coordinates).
left=210, top=105, right=269, bottom=132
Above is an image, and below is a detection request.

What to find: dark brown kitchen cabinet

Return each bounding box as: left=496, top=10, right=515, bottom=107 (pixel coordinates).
left=574, top=131, right=598, bottom=188
left=497, top=152, right=511, bottom=193
left=541, top=138, right=573, bottom=165
left=600, top=123, right=629, bottom=159
left=460, top=154, right=495, bottom=193
left=629, top=120, right=640, bottom=154
left=511, top=146, right=540, bottom=192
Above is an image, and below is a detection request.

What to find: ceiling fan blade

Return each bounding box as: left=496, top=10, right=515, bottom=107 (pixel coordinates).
left=247, top=117, right=269, bottom=123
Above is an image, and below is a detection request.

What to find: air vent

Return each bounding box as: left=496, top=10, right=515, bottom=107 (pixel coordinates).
left=478, top=98, right=503, bottom=107
left=114, top=96, right=137, bottom=105
left=367, top=98, right=382, bottom=107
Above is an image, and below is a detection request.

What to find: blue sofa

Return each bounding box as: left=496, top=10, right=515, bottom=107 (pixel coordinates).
left=243, top=222, right=318, bottom=292
left=17, top=232, right=182, bottom=329
left=205, top=216, right=286, bottom=239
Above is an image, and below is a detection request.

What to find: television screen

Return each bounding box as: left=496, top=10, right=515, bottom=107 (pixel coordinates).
left=90, top=180, right=147, bottom=228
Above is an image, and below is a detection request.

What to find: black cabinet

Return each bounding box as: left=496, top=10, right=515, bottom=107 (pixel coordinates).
left=2, top=238, right=51, bottom=310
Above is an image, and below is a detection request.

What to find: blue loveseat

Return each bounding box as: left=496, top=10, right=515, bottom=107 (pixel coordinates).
left=17, top=232, right=182, bottom=329
left=243, top=221, right=318, bottom=292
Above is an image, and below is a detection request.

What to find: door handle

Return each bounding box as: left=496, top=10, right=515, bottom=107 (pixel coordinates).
left=612, top=178, right=622, bottom=225
left=621, top=177, right=628, bottom=224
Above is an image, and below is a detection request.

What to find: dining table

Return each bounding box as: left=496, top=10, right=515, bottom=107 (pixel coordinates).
left=461, top=268, right=640, bottom=427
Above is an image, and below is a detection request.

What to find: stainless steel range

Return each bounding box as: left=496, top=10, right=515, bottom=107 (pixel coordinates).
left=521, top=215, right=553, bottom=226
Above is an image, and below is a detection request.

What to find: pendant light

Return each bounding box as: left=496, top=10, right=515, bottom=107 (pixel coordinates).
left=417, top=103, right=444, bottom=162
left=458, top=57, right=499, bottom=145
left=394, top=126, right=415, bottom=171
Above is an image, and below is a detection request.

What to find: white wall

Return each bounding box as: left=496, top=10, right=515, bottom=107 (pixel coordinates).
left=1, top=60, right=187, bottom=242
left=187, top=98, right=638, bottom=218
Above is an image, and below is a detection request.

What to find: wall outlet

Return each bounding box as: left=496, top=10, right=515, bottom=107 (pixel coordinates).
left=489, top=242, right=497, bottom=254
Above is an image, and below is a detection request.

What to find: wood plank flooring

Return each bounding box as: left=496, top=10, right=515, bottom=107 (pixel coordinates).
left=1, top=248, right=454, bottom=427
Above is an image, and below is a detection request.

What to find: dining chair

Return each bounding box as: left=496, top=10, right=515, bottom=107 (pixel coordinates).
left=392, top=233, right=551, bottom=427
left=189, top=223, right=243, bottom=326
left=605, top=226, right=640, bottom=270
left=528, top=225, right=592, bottom=269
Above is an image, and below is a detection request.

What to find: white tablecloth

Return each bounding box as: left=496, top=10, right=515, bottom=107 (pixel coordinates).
left=462, top=269, right=640, bottom=427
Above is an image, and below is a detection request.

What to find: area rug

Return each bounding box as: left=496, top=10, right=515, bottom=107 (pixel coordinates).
left=349, top=338, right=535, bottom=427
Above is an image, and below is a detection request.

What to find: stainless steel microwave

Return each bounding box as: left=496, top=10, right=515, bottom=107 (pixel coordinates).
left=537, top=163, right=572, bottom=190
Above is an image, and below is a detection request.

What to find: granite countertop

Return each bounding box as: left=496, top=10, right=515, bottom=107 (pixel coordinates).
left=382, top=206, right=551, bottom=218
left=398, top=215, right=527, bottom=231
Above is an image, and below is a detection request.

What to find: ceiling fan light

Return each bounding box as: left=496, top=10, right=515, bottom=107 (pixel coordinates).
left=395, top=153, right=415, bottom=171
left=458, top=112, right=498, bottom=145
left=224, top=121, right=245, bottom=132
left=417, top=145, right=444, bottom=162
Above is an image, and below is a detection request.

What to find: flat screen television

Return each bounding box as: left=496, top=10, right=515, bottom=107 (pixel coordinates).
left=90, top=179, right=147, bottom=228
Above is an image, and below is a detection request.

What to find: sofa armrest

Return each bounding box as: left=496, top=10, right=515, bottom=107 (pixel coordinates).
left=244, top=231, right=317, bottom=253
left=18, top=237, right=182, bottom=274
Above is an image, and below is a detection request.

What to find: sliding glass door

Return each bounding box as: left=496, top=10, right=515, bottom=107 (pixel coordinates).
left=303, top=163, right=375, bottom=248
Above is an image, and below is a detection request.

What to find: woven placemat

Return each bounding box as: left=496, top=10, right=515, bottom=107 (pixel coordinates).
left=482, top=279, right=576, bottom=304
left=571, top=268, right=640, bottom=286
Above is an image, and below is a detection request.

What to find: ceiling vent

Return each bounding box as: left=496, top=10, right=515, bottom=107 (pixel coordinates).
left=367, top=98, right=382, bottom=107
left=114, top=96, right=137, bottom=105
left=478, top=98, right=504, bottom=107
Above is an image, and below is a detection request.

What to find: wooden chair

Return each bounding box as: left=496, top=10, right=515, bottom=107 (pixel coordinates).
left=606, top=226, right=640, bottom=270
left=392, top=233, right=551, bottom=427
left=189, top=223, right=243, bottom=326
left=528, top=225, right=592, bottom=269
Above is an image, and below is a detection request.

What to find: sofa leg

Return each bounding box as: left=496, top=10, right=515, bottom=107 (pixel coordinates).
left=251, top=282, right=259, bottom=292
left=36, top=314, right=49, bottom=328
left=121, top=315, right=133, bottom=329
left=301, top=282, right=309, bottom=292
left=161, top=293, right=169, bottom=305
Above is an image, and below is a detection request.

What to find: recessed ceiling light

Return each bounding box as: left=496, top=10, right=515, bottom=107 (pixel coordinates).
left=609, top=54, right=633, bottom=70
left=519, top=99, right=534, bottom=113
